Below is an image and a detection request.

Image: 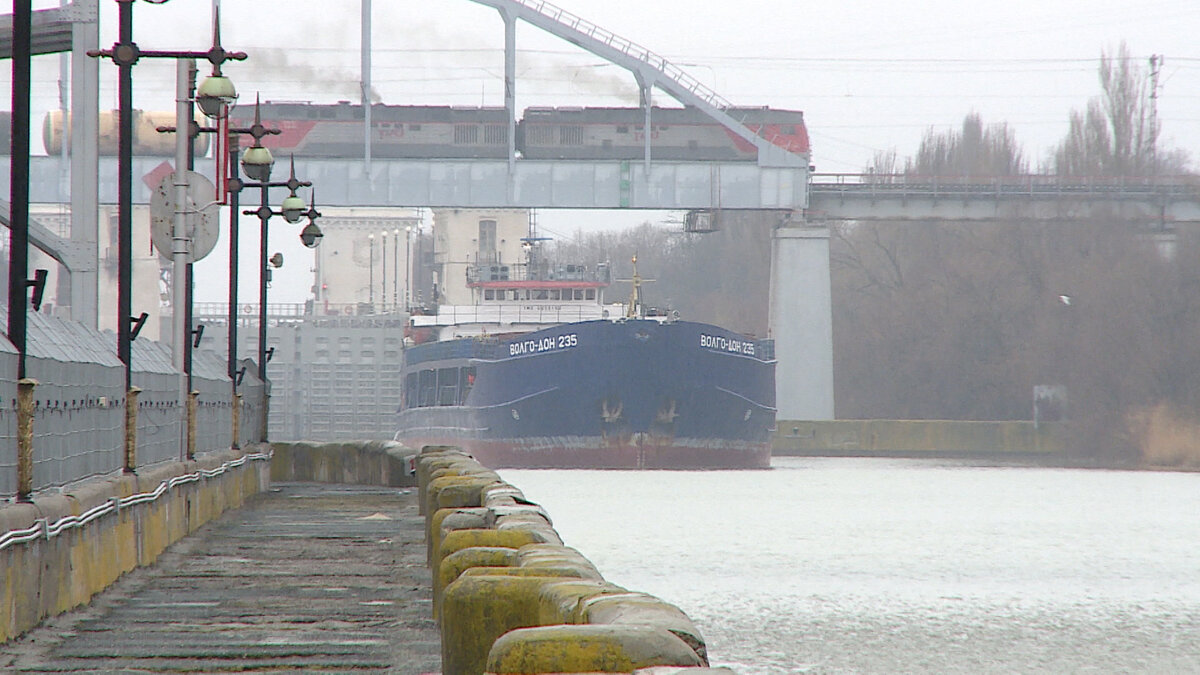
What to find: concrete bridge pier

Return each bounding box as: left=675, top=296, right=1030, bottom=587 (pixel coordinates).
left=769, top=222, right=835, bottom=420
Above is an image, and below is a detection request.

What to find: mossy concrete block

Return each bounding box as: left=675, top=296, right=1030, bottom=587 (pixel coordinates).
left=484, top=624, right=705, bottom=674
left=633, top=662, right=734, bottom=667
left=577, top=594, right=708, bottom=664
left=437, top=528, right=555, bottom=574
left=435, top=546, right=520, bottom=618
left=425, top=476, right=500, bottom=526
left=517, top=544, right=604, bottom=579
left=430, top=507, right=490, bottom=565
left=441, top=574, right=567, bottom=675
left=536, top=580, right=628, bottom=625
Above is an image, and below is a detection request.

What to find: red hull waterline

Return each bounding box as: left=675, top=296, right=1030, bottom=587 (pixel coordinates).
left=400, top=434, right=772, bottom=470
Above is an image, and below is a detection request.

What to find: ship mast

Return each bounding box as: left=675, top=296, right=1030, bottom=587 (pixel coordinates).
left=622, top=254, right=655, bottom=318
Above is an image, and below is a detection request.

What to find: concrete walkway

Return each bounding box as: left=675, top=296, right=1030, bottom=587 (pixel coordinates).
left=2, top=483, right=441, bottom=674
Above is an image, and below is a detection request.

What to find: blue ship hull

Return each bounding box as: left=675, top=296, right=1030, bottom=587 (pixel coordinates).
left=395, top=319, right=775, bottom=469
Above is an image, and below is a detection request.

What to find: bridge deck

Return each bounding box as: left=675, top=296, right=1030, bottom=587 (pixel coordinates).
left=2, top=483, right=440, bottom=674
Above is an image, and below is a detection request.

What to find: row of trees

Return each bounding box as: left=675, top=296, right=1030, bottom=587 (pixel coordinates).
left=836, top=45, right=1197, bottom=464
left=547, top=46, right=1198, bottom=465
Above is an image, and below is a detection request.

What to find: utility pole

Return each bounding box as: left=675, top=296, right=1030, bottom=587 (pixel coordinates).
left=1148, top=54, right=1162, bottom=175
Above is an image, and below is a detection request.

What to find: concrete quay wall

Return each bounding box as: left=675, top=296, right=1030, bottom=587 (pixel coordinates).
left=775, top=419, right=1064, bottom=458
left=0, top=446, right=271, bottom=643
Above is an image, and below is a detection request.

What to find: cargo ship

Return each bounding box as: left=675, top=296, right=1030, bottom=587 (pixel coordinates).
left=395, top=225, right=775, bottom=469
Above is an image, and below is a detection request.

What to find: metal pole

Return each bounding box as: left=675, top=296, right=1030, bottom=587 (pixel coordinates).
left=118, top=0, right=133, bottom=392
left=405, top=228, right=411, bottom=309
left=172, top=59, right=192, bottom=460
left=258, top=185, right=269, bottom=442
left=70, top=0, right=100, bottom=329
left=228, top=139, right=240, bottom=388
left=381, top=230, right=387, bottom=312
left=393, top=228, right=399, bottom=312
left=369, top=234, right=375, bottom=309
left=361, top=0, right=372, bottom=169
left=258, top=185, right=268, bottom=383
left=9, top=0, right=31, bottom=380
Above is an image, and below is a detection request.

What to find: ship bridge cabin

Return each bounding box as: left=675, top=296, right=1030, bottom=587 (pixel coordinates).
left=408, top=260, right=617, bottom=341
left=467, top=261, right=611, bottom=305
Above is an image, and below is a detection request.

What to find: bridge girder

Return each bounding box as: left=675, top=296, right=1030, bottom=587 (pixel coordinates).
left=467, top=0, right=808, bottom=168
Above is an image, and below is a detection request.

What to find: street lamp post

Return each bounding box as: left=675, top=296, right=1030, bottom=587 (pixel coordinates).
left=90, top=2, right=245, bottom=470
left=235, top=157, right=322, bottom=441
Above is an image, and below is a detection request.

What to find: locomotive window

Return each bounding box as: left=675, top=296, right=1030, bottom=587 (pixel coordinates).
left=617, top=125, right=629, bottom=133
left=454, top=125, right=480, bottom=144
left=560, top=126, right=584, bottom=145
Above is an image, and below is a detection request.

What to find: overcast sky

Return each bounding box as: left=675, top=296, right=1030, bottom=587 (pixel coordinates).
left=13, top=0, right=1200, bottom=302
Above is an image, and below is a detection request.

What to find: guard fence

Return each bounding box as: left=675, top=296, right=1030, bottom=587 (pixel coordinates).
left=0, top=309, right=266, bottom=499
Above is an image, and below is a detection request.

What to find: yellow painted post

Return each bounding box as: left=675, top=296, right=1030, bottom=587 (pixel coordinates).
left=260, top=390, right=270, bottom=443
left=231, top=392, right=241, bottom=450
left=187, top=390, right=198, bottom=460
left=124, top=386, right=141, bottom=473
left=16, top=378, right=37, bottom=501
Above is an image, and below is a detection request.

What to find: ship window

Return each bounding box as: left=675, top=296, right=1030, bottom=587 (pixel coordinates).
left=437, top=368, right=459, bottom=406
left=460, top=367, right=476, bottom=404
left=418, top=369, right=436, bottom=407
left=405, top=373, right=418, bottom=409
left=534, top=290, right=549, bottom=300
left=574, top=289, right=584, bottom=300
left=550, top=289, right=560, bottom=300
left=586, top=289, right=596, bottom=300
left=484, top=289, right=495, bottom=300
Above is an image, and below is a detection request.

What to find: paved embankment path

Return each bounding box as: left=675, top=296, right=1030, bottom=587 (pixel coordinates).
left=3, top=483, right=441, bottom=673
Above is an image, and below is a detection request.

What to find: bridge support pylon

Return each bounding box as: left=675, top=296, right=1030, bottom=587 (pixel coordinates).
left=769, top=219, right=834, bottom=421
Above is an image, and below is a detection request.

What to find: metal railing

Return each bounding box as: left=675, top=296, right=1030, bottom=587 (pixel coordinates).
left=0, top=310, right=267, bottom=500
left=810, top=173, right=1200, bottom=199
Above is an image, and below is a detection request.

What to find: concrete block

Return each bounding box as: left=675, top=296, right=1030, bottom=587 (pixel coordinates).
left=484, top=624, right=705, bottom=674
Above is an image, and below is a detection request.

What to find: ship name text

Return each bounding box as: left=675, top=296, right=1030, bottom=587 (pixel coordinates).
left=509, top=333, right=578, bottom=356
left=700, top=333, right=756, bottom=356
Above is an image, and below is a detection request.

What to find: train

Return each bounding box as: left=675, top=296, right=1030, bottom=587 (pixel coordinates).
left=31, top=102, right=808, bottom=161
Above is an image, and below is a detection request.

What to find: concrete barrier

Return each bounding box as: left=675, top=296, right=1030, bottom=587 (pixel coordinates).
left=270, top=440, right=419, bottom=486
left=416, top=447, right=713, bottom=675
left=775, top=419, right=1064, bottom=457
left=0, top=446, right=271, bottom=643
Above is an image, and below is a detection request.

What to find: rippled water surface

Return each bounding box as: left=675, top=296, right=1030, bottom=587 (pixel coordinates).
left=501, top=457, right=1200, bottom=673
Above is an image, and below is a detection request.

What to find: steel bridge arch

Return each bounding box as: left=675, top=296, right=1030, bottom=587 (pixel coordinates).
left=467, top=0, right=808, bottom=169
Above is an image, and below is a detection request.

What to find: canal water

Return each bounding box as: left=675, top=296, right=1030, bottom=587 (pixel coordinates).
left=501, top=457, right=1200, bottom=673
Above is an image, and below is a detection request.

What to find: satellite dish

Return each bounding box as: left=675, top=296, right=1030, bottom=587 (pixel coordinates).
left=150, top=171, right=220, bottom=262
